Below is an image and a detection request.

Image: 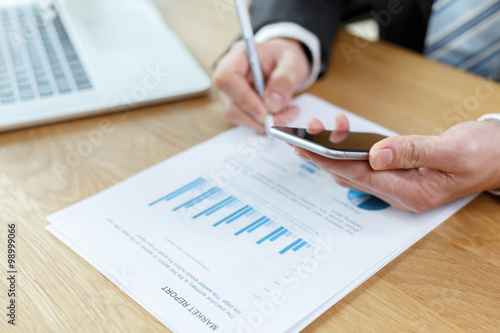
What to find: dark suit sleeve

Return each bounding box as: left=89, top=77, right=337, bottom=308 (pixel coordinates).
left=374, top=0, right=433, bottom=53
left=250, top=0, right=343, bottom=74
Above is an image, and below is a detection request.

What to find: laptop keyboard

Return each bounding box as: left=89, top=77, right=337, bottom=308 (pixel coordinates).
left=0, top=4, right=92, bottom=105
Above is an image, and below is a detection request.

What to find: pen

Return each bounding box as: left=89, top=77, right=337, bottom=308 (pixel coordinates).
left=233, top=0, right=274, bottom=129
left=234, top=0, right=264, bottom=98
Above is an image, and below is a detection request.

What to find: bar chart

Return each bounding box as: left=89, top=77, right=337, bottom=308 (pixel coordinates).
left=149, top=177, right=311, bottom=255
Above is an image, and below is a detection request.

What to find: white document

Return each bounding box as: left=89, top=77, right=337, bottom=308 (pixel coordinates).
left=47, top=94, right=476, bottom=333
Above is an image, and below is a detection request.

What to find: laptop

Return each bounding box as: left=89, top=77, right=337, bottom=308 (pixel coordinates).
left=0, top=0, right=212, bottom=132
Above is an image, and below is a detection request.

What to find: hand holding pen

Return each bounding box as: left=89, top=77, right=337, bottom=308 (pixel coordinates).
left=213, top=0, right=310, bottom=132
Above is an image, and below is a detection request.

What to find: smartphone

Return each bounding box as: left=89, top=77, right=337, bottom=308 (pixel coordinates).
left=268, top=126, right=388, bottom=160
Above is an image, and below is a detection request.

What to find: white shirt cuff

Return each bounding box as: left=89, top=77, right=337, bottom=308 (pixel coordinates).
left=478, top=113, right=500, bottom=195
left=478, top=113, right=500, bottom=126
left=254, top=22, right=321, bottom=93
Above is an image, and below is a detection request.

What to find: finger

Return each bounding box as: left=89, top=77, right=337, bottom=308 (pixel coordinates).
left=274, top=106, right=301, bottom=127
left=294, top=147, right=373, bottom=181
left=328, top=114, right=350, bottom=143
left=294, top=147, right=410, bottom=210
left=215, top=74, right=267, bottom=123
left=264, top=50, right=308, bottom=113
left=219, top=92, right=265, bottom=132
left=332, top=171, right=422, bottom=211
left=293, top=146, right=410, bottom=201
left=369, top=135, right=446, bottom=171
left=334, top=113, right=350, bottom=132
left=331, top=174, right=411, bottom=211
left=306, top=118, right=325, bottom=134
left=329, top=131, right=348, bottom=143
left=306, top=115, right=350, bottom=141
left=295, top=146, right=463, bottom=212
left=213, top=45, right=267, bottom=123
left=331, top=173, right=388, bottom=201
left=306, top=114, right=350, bottom=133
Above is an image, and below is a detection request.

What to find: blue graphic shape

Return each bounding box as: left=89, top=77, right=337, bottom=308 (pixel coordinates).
left=257, top=226, right=285, bottom=245
left=280, top=238, right=303, bottom=255
left=235, top=216, right=266, bottom=236
left=193, top=196, right=235, bottom=219
left=149, top=177, right=205, bottom=205
left=213, top=205, right=251, bottom=227
left=347, top=190, right=390, bottom=211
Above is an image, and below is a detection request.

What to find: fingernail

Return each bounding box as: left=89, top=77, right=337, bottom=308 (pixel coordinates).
left=265, top=92, right=284, bottom=112
left=251, top=109, right=266, bottom=123
left=371, top=148, right=393, bottom=170
left=294, top=149, right=310, bottom=161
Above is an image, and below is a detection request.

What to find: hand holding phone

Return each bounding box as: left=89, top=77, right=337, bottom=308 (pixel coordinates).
left=268, top=126, right=388, bottom=160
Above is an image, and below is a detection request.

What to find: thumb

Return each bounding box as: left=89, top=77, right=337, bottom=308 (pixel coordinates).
left=369, top=135, right=445, bottom=170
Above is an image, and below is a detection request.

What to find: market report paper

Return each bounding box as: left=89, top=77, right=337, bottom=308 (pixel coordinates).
left=47, top=94, right=476, bottom=333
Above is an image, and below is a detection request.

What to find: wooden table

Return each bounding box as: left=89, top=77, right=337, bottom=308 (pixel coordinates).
left=1, top=0, right=499, bottom=332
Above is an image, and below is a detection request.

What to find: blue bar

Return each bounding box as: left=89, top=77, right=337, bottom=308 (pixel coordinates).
left=305, top=161, right=320, bottom=169
left=149, top=178, right=205, bottom=206
left=225, top=207, right=253, bottom=224
left=193, top=196, right=234, bottom=219
left=284, top=231, right=292, bottom=237
left=301, top=164, right=316, bottom=174
left=265, top=220, right=273, bottom=226
left=206, top=197, right=238, bottom=216
left=292, top=241, right=307, bottom=252
left=270, top=229, right=288, bottom=241
left=186, top=188, right=220, bottom=208
left=256, top=227, right=284, bottom=244
left=280, top=238, right=303, bottom=255
left=247, top=218, right=269, bottom=233
left=244, top=209, right=255, bottom=216
left=234, top=216, right=266, bottom=236
left=213, top=205, right=249, bottom=227
left=173, top=187, right=220, bottom=211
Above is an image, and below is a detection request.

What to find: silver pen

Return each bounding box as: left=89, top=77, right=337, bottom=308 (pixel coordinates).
left=233, top=0, right=274, bottom=129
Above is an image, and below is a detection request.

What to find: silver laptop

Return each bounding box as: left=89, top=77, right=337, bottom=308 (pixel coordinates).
left=0, top=0, right=211, bottom=132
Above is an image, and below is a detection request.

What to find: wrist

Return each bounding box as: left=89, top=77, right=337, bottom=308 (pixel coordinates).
left=478, top=114, right=500, bottom=195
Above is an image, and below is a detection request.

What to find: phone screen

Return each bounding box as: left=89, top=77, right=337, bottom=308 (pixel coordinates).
left=272, top=126, right=387, bottom=152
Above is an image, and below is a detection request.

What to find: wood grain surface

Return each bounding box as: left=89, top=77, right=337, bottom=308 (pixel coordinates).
left=0, top=0, right=499, bottom=332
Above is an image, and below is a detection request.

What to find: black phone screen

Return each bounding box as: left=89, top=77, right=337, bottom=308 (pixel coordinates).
left=272, top=126, right=388, bottom=152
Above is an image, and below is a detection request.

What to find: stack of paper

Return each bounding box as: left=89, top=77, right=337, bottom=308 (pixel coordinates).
left=47, top=94, right=475, bottom=332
